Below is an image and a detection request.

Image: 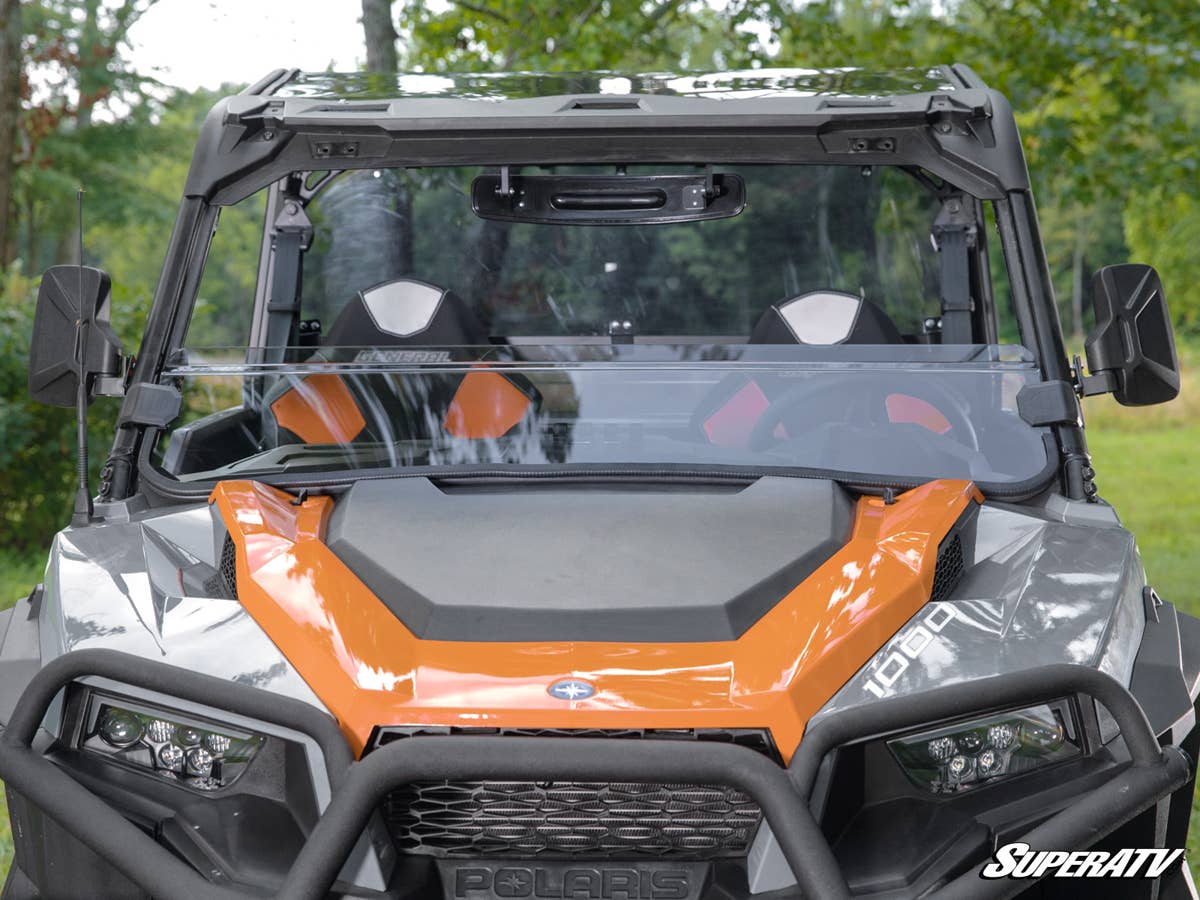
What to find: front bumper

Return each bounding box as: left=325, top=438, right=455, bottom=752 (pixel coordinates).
left=0, top=649, right=1192, bottom=900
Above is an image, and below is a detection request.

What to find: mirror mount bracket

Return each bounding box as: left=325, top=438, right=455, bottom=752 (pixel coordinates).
left=1071, top=355, right=1118, bottom=398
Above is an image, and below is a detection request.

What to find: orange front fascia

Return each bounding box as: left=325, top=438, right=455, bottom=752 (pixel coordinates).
left=211, top=478, right=981, bottom=760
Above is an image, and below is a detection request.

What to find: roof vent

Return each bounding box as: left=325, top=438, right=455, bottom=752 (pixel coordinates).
left=567, top=97, right=643, bottom=110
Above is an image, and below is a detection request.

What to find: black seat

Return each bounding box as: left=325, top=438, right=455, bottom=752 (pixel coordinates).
left=322, top=277, right=489, bottom=353
left=749, top=290, right=902, bottom=345
left=263, top=279, right=536, bottom=447
left=694, top=291, right=901, bottom=447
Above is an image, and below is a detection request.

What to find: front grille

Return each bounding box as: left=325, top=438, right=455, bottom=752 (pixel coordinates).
left=373, top=728, right=776, bottom=859
left=385, top=780, right=761, bottom=858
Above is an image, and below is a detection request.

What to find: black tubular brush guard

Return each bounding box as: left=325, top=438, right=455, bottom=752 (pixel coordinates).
left=0, top=649, right=1190, bottom=900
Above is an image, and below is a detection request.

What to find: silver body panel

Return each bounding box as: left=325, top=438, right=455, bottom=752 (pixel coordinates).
left=38, top=503, right=323, bottom=709
left=816, top=502, right=1145, bottom=718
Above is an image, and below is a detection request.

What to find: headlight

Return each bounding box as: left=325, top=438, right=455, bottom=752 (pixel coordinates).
left=80, top=692, right=264, bottom=791
left=888, top=701, right=1080, bottom=794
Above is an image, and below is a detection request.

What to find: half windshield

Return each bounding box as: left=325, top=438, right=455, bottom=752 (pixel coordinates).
left=164, top=164, right=1052, bottom=492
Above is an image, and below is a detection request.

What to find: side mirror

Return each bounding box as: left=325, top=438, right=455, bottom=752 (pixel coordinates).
left=1083, top=264, right=1179, bottom=406
left=28, top=266, right=123, bottom=407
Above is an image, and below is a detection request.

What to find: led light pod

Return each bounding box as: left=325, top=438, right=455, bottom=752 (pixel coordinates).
left=144, top=719, right=176, bottom=744
left=186, top=746, right=215, bottom=778
left=98, top=708, right=142, bottom=747
left=888, top=701, right=1079, bottom=794
left=158, top=743, right=185, bottom=772
left=80, top=694, right=264, bottom=791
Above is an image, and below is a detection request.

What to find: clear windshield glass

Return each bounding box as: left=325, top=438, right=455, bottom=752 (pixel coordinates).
left=294, top=165, right=942, bottom=340
left=156, top=345, right=1050, bottom=489
left=167, top=163, right=1050, bottom=491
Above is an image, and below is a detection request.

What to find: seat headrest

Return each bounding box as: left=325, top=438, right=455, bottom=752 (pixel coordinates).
left=750, top=290, right=902, bottom=345
left=323, top=278, right=489, bottom=348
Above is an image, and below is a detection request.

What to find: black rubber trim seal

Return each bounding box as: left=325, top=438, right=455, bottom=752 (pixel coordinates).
left=136, top=444, right=1062, bottom=507
left=0, top=652, right=1188, bottom=900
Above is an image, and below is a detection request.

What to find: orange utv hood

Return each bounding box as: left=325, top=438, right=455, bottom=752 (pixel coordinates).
left=211, top=478, right=980, bottom=760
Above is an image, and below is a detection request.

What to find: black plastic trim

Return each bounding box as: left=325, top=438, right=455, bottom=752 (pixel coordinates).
left=116, top=382, right=183, bottom=429
left=135, top=444, right=1062, bottom=510
left=1016, top=379, right=1079, bottom=426
left=323, top=475, right=851, bottom=643
left=1129, top=601, right=1193, bottom=738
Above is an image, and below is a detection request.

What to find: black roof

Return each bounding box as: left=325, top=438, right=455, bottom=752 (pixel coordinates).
left=188, top=64, right=1029, bottom=204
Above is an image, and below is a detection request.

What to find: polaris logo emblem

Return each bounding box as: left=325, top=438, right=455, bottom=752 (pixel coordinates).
left=448, top=864, right=702, bottom=900
left=548, top=679, right=595, bottom=701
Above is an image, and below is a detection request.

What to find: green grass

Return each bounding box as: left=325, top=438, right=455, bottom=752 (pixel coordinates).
left=0, top=786, right=7, bottom=889
left=0, top=371, right=1197, bottom=888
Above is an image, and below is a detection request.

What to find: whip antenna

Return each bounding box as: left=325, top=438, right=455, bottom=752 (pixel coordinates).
left=71, top=186, right=92, bottom=526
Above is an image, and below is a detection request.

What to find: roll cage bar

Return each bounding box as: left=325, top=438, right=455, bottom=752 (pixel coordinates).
left=96, top=64, right=1092, bottom=506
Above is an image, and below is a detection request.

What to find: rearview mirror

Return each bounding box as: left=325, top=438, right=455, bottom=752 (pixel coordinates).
left=28, top=265, right=123, bottom=407
left=1083, top=264, right=1179, bottom=406
left=472, top=172, right=746, bottom=225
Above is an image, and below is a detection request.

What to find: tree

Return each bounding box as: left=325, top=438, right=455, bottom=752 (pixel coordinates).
left=0, top=0, right=20, bottom=265
left=14, top=0, right=163, bottom=271
left=769, top=0, right=1200, bottom=334
left=396, top=0, right=770, bottom=71
left=362, top=0, right=399, bottom=74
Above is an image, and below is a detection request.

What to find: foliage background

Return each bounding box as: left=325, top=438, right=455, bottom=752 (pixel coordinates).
left=0, top=0, right=1198, bottom=886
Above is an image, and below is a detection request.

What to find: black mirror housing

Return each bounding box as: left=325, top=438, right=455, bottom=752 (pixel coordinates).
left=1084, top=264, right=1179, bottom=407
left=28, top=266, right=123, bottom=407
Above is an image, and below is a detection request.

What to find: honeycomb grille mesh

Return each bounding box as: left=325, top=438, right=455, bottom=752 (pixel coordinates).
left=383, top=780, right=762, bottom=858
left=929, top=533, right=964, bottom=604
left=373, top=729, right=776, bottom=859
left=219, top=533, right=238, bottom=599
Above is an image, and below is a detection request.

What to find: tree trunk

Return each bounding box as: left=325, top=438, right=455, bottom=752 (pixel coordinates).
left=0, top=0, right=21, bottom=267
left=76, top=0, right=103, bottom=129
left=361, top=0, right=399, bottom=74
left=360, top=1, right=412, bottom=273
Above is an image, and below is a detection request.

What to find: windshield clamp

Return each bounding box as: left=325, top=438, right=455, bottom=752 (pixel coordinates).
left=273, top=191, right=313, bottom=247
left=265, top=182, right=313, bottom=353
left=931, top=194, right=977, bottom=251
left=932, top=194, right=977, bottom=343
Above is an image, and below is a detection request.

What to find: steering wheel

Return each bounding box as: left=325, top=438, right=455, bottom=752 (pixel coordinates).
left=746, top=375, right=980, bottom=453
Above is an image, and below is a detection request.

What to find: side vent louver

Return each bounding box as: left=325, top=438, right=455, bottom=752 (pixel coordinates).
left=928, top=532, right=965, bottom=604
left=218, top=533, right=238, bottom=600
